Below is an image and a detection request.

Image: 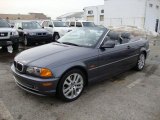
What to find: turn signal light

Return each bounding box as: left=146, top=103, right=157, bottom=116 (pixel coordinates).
left=40, top=68, right=53, bottom=77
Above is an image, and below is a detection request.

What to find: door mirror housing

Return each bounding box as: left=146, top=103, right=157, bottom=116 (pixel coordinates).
left=11, top=25, right=14, bottom=28
left=101, top=41, right=116, bottom=48
left=49, top=24, right=53, bottom=28
left=18, top=27, right=23, bottom=30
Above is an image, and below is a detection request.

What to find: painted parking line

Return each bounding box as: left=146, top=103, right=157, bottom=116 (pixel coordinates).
left=0, top=100, right=14, bottom=120
left=127, top=79, right=143, bottom=88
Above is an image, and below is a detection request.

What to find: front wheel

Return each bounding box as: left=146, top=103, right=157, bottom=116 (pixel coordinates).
left=57, top=69, right=86, bottom=102
left=135, top=53, right=146, bottom=71
left=53, top=33, right=60, bottom=41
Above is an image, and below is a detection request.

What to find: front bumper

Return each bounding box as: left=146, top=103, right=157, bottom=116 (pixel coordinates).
left=0, top=36, right=19, bottom=46
left=11, top=65, right=59, bottom=96
left=27, top=34, right=53, bottom=43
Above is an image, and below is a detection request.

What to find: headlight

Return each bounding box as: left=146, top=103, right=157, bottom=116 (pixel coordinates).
left=26, top=66, right=53, bottom=78
left=29, top=32, right=37, bottom=36
left=11, top=31, right=19, bottom=36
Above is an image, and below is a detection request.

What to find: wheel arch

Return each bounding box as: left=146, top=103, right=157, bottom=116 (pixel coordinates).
left=53, top=32, right=60, bottom=36
left=56, top=65, right=88, bottom=91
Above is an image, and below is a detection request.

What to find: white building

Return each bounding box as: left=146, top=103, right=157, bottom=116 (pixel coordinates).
left=56, top=12, right=84, bottom=21
left=83, top=5, right=104, bottom=25
left=104, top=0, right=160, bottom=33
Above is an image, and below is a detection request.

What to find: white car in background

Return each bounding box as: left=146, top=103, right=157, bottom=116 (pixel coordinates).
left=41, top=20, right=72, bottom=41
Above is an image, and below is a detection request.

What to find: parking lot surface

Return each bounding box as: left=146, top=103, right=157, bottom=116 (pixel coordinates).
left=0, top=38, right=160, bottom=120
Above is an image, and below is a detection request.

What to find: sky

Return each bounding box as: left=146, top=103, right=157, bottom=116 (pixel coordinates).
left=0, top=0, right=104, bottom=19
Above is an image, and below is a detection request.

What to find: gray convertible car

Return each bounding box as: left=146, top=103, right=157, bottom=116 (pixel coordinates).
left=11, top=27, right=150, bottom=102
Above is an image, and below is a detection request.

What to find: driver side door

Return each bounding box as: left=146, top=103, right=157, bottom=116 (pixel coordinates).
left=97, top=37, right=131, bottom=79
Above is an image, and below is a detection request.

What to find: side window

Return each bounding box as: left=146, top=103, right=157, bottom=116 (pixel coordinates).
left=66, top=22, right=69, bottom=26
left=17, top=23, right=22, bottom=29
left=14, top=23, right=18, bottom=29
left=70, top=22, right=75, bottom=27
left=42, top=21, right=45, bottom=27
left=42, top=21, right=48, bottom=27
left=41, top=21, right=44, bottom=27
left=76, top=22, right=82, bottom=27
left=48, top=21, right=53, bottom=27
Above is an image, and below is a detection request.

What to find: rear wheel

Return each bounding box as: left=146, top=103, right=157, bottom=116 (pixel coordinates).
left=57, top=69, right=85, bottom=102
left=135, top=53, right=146, bottom=71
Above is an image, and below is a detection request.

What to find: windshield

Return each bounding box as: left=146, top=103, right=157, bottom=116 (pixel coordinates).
left=22, top=22, right=42, bottom=29
left=82, top=22, right=95, bottom=27
left=53, top=21, right=68, bottom=27
left=58, top=27, right=106, bottom=47
left=0, top=20, right=10, bottom=28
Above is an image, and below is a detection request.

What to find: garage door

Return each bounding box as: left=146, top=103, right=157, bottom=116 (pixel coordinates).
left=87, top=16, right=94, bottom=21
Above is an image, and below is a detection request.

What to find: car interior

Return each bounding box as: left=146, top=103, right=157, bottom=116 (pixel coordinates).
left=105, top=31, right=131, bottom=45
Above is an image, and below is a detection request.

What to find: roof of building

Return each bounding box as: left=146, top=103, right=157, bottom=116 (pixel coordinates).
left=57, top=12, right=84, bottom=19
left=83, top=5, right=104, bottom=9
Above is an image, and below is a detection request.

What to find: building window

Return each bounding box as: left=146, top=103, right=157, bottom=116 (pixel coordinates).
left=156, top=5, right=159, bottom=9
left=100, top=15, right=104, bottom=21
left=149, top=4, right=153, bottom=8
left=70, top=22, right=75, bottom=27
left=76, top=22, right=82, bottom=27
left=88, top=10, right=93, bottom=14
left=101, top=10, right=104, bottom=13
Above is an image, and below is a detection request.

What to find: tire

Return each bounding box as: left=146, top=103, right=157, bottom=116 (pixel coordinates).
left=24, top=36, right=31, bottom=46
left=57, top=69, right=86, bottom=102
left=135, top=53, right=146, bottom=71
left=53, top=33, right=60, bottom=41
left=12, top=43, right=19, bottom=50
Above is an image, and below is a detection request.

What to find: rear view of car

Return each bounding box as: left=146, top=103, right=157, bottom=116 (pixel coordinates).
left=0, top=19, right=19, bottom=50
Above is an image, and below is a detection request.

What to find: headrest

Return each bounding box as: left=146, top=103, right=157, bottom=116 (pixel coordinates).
left=108, top=31, right=121, bottom=40
left=121, top=32, right=131, bottom=39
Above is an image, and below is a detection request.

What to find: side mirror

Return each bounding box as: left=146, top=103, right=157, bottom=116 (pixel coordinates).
left=11, top=25, right=14, bottom=28
left=101, top=41, right=115, bottom=48
left=42, top=26, right=44, bottom=29
left=49, top=25, right=53, bottom=28
left=18, top=27, right=23, bottom=30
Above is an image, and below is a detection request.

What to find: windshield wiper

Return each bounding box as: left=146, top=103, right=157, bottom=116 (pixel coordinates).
left=61, top=42, right=80, bottom=46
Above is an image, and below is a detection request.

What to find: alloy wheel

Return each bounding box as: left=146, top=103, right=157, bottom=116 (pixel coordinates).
left=138, top=54, right=145, bottom=70
left=62, top=73, right=84, bottom=100
left=55, top=35, right=59, bottom=41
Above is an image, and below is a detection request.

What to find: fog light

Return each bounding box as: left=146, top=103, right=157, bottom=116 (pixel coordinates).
left=42, top=82, right=53, bottom=87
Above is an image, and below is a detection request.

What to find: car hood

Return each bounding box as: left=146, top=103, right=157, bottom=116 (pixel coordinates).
left=23, top=29, right=48, bottom=33
left=15, top=43, right=96, bottom=67
left=0, top=28, right=17, bottom=32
